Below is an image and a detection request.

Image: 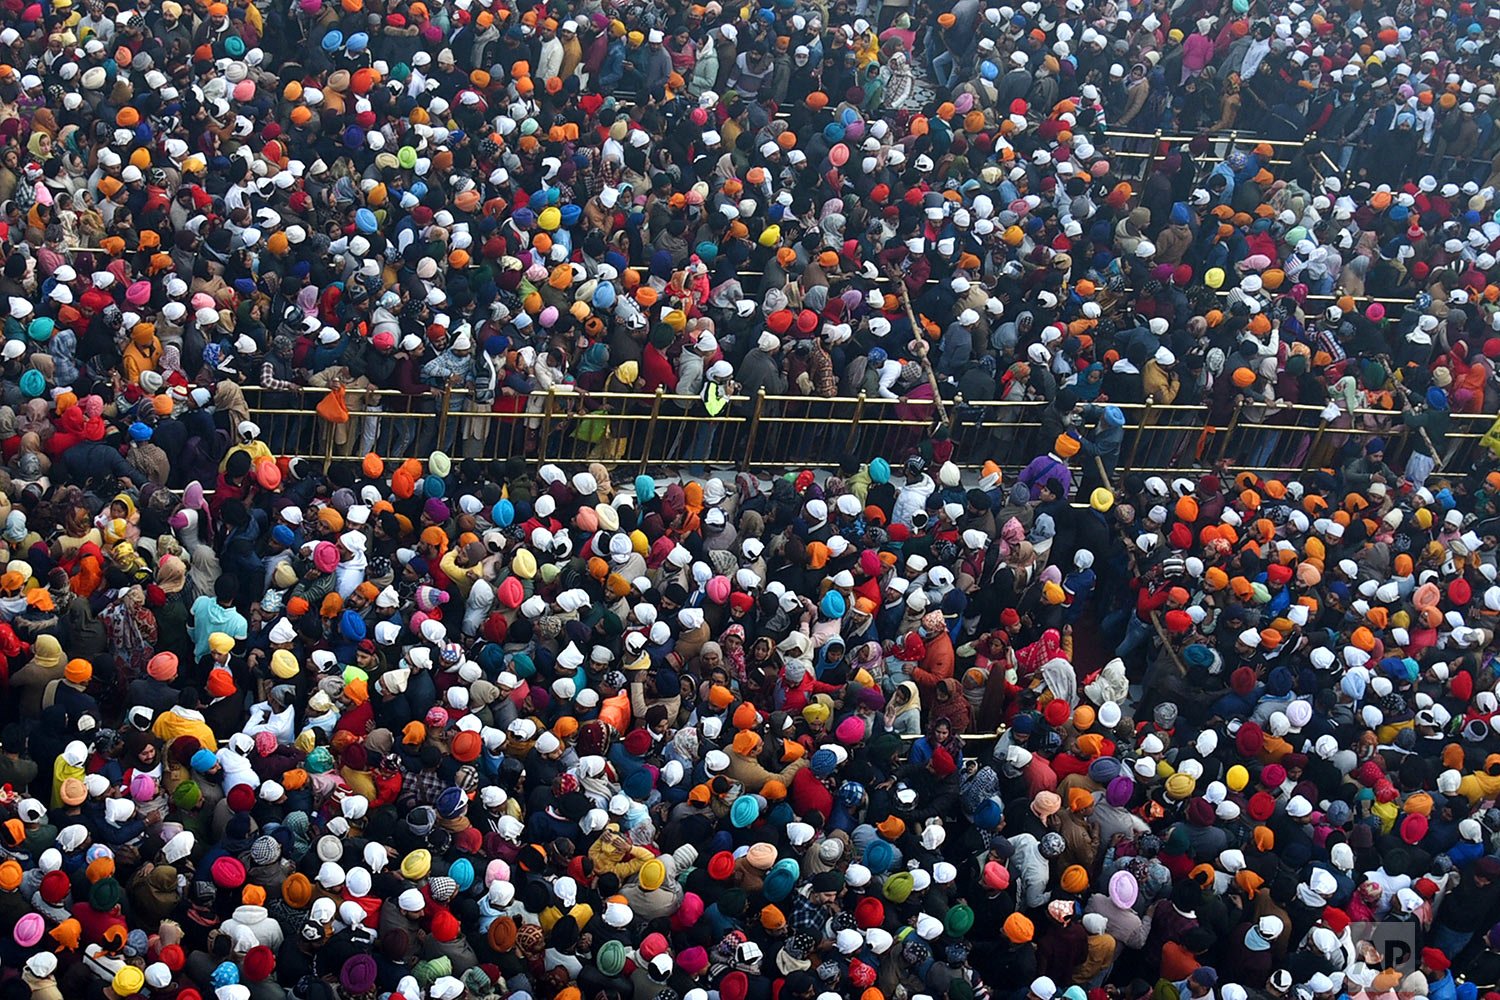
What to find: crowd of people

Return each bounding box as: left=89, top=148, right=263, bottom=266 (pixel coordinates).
left=4, top=3, right=1500, bottom=1000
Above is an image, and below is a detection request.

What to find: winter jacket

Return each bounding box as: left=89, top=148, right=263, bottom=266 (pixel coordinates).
left=220, top=904, right=286, bottom=950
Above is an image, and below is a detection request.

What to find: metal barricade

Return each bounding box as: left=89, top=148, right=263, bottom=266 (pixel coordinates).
left=1100, top=129, right=1308, bottom=180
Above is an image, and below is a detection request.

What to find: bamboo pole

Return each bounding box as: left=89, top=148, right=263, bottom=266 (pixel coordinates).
left=1399, top=390, right=1445, bottom=471
left=1094, top=454, right=1188, bottom=676
left=889, top=268, right=951, bottom=426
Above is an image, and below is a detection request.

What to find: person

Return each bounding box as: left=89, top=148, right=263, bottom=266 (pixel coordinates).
left=7, top=416, right=1500, bottom=1000
left=0, top=0, right=1498, bottom=996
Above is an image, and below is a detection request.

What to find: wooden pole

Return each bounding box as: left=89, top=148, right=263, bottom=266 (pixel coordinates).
left=1400, top=401, right=1445, bottom=471
left=1094, top=454, right=1189, bottom=676
left=891, top=272, right=951, bottom=426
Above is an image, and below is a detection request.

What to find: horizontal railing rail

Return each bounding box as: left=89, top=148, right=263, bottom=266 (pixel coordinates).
left=237, top=383, right=1495, bottom=483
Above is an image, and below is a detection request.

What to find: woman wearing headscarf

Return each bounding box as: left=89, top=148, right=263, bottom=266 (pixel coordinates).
left=574, top=342, right=612, bottom=392
left=98, top=584, right=157, bottom=680
left=11, top=430, right=49, bottom=484
left=718, top=624, right=747, bottom=680
left=16, top=398, right=52, bottom=445
left=742, top=634, right=782, bottom=705
left=883, top=680, right=921, bottom=734
left=1116, top=63, right=1152, bottom=128
left=908, top=717, right=964, bottom=769
left=930, top=677, right=972, bottom=734
left=153, top=554, right=193, bottom=666
left=1084, top=659, right=1130, bottom=708
left=812, top=634, right=846, bottom=681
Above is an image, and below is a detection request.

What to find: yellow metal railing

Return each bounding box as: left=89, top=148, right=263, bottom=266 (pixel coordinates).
left=240, top=384, right=1495, bottom=482
left=1101, top=128, right=1306, bottom=170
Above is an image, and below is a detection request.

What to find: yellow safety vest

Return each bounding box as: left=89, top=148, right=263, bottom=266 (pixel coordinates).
left=704, top=382, right=729, bottom=417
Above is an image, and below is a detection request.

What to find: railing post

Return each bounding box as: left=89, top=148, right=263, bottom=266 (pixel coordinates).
left=539, top=387, right=557, bottom=462
left=639, top=387, right=665, bottom=476
left=1393, top=424, right=1413, bottom=466
left=844, top=391, right=867, bottom=453
left=1125, top=396, right=1152, bottom=473
left=1218, top=397, right=1244, bottom=464
left=1307, top=418, right=1328, bottom=471
left=948, top=393, right=963, bottom=437
left=322, top=419, right=335, bottom=473
left=743, top=389, right=766, bottom=473
left=435, top=386, right=452, bottom=448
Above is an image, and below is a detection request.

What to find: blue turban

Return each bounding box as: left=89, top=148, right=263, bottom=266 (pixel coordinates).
left=622, top=769, right=653, bottom=800
left=19, top=369, right=44, bottom=398
left=340, top=610, right=367, bottom=642
left=1087, top=757, right=1122, bottom=784
left=436, top=786, right=466, bottom=819
left=763, top=866, right=797, bottom=901
left=810, top=748, right=838, bottom=777
left=448, top=858, right=475, bottom=891
left=730, top=794, right=761, bottom=828
left=864, top=839, right=896, bottom=874
left=1183, top=644, right=1215, bottom=669
left=477, top=644, right=506, bottom=674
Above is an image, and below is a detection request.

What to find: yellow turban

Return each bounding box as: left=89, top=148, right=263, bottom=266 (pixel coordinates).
left=1164, top=772, right=1196, bottom=800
